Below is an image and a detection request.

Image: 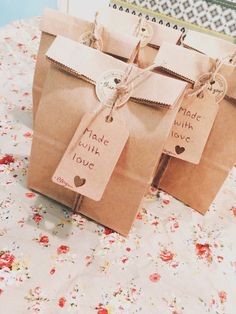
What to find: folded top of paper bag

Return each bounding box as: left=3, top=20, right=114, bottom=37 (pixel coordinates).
left=155, top=42, right=236, bottom=99
left=40, top=9, right=140, bottom=61
left=46, top=36, right=187, bottom=109
left=184, top=30, right=236, bottom=60
left=99, top=7, right=182, bottom=48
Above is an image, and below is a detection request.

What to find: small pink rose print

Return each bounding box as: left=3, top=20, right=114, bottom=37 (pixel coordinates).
left=218, top=291, right=227, bottom=304
left=231, top=207, right=236, bottom=217
left=50, top=268, right=56, bottom=275
left=23, top=132, right=32, bottom=138
left=0, top=252, right=15, bottom=269
left=25, top=192, right=36, bottom=198
left=58, top=297, right=66, bottom=308
left=171, top=261, right=179, bottom=268
left=136, top=212, right=142, bottom=220
left=33, top=214, right=42, bottom=223
left=163, top=199, right=170, bottom=205
left=196, top=243, right=212, bottom=260
left=104, top=227, right=113, bottom=235
left=122, top=257, right=128, bottom=264
left=0, top=155, right=15, bottom=165
left=149, top=273, right=161, bottom=283
left=160, top=249, right=174, bottom=262
left=97, top=309, right=108, bottom=314
left=96, top=304, right=108, bottom=314
left=57, top=245, right=70, bottom=255
left=39, top=235, right=49, bottom=246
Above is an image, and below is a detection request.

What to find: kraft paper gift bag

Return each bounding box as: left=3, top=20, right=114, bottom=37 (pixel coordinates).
left=28, top=36, right=187, bottom=235
left=153, top=39, right=236, bottom=215
left=99, top=7, right=182, bottom=68
left=32, top=8, right=139, bottom=120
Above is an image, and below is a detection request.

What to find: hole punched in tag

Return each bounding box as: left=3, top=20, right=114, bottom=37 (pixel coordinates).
left=105, top=115, right=113, bottom=123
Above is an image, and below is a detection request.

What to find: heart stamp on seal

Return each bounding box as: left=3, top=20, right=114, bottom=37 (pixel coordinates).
left=133, top=21, right=153, bottom=47
left=96, top=69, right=133, bottom=108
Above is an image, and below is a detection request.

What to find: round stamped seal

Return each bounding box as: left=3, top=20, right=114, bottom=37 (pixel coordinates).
left=194, top=73, right=227, bottom=103
left=79, top=31, right=103, bottom=50
left=134, top=21, right=153, bottom=48
left=96, top=70, right=133, bottom=108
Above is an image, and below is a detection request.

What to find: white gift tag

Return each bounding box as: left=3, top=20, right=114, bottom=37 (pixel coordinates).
left=163, top=73, right=227, bottom=164
left=52, top=108, right=129, bottom=201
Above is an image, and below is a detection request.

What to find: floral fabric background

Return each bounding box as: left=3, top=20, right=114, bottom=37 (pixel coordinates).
left=0, top=17, right=236, bottom=314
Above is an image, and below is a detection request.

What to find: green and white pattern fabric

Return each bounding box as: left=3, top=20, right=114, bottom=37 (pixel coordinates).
left=110, top=0, right=236, bottom=41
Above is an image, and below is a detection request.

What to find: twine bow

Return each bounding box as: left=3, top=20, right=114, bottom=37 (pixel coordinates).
left=106, top=62, right=158, bottom=121
left=187, top=58, right=225, bottom=98
left=90, top=12, right=103, bottom=51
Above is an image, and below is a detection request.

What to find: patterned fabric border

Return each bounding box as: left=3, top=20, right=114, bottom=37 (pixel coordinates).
left=110, top=0, right=236, bottom=41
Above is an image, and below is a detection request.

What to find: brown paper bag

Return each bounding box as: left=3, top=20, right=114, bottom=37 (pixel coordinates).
left=32, top=8, right=140, bottom=120
left=153, top=39, right=236, bottom=214
left=28, top=36, right=187, bottom=235
left=99, top=7, right=182, bottom=68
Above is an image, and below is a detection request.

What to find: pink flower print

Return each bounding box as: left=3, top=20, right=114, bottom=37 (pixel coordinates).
left=149, top=273, right=161, bottom=283
left=57, top=245, right=70, bottom=255
left=196, top=243, right=212, bottom=261
left=39, top=235, right=49, bottom=247
left=218, top=291, right=227, bottom=304
left=0, top=252, right=15, bottom=269
left=0, top=155, right=15, bottom=165
left=160, top=249, right=174, bottom=262
left=58, top=297, right=66, bottom=308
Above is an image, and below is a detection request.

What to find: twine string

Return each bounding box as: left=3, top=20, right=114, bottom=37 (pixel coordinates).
left=133, top=16, right=147, bottom=38
left=188, top=58, right=224, bottom=98
left=188, top=50, right=236, bottom=98
left=106, top=62, right=158, bottom=121
left=90, top=12, right=103, bottom=51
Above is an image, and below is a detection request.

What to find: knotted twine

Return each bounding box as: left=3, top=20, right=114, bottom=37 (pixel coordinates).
left=89, top=12, right=103, bottom=51
left=187, top=51, right=236, bottom=99
left=64, top=0, right=102, bottom=45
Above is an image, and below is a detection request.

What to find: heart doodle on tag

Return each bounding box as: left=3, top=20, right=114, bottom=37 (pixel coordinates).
left=175, top=146, right=185, bottom=155
left=74, top=176, right=86, bottom=187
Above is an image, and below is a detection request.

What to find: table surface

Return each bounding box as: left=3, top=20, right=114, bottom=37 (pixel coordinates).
left=0, top=18, right=236, bottom=314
